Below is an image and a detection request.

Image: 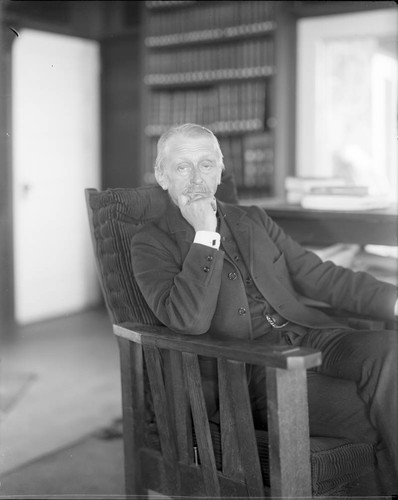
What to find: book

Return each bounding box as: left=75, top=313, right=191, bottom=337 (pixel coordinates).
left=285, top=176, right=347, bottom=191
left=300, top=194, right=391, bottom=211
left=309, top=185, right=370, bottom=196
left=285, top=176, right=351, bottom=204
left=243, top=132, right=274, bottom=189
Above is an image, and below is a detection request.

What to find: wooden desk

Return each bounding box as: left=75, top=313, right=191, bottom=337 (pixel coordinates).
left=240, top=199, right=398, bottom=247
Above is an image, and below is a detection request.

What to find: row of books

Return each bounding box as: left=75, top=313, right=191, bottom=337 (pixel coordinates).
left=144, top=66, right=274, bottom=86
left=143, top=132, right=275, bottom=193
left=146, top=120, right=266, bottom=138
left=146, top=82, right=268, bottom=135
left=145, top=39, right=274, bottom=76
left=146, top=1, right=196, bottom=9
left=285, top=177, right=392, bottom=211
left=146, top=1, right=276, bottom=38
left=145, top=21, right=276, bottom=48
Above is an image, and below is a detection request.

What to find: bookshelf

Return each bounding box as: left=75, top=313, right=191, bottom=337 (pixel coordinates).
left=142, top=0, right=279, bottom=197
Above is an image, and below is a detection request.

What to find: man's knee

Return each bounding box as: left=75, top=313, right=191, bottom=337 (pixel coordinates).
left=307, top=371, right=378, bottom=443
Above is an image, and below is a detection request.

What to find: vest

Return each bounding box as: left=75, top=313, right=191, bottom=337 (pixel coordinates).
left=217, top=213, right=273, bottom=339
left=215, top=212, right=306, bottom=342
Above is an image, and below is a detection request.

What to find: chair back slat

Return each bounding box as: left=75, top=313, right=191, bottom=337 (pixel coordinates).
left=182, top=352, right=221, bottom=498
left=167, top=350, right=194, bottom=464
left=226, top=360, right=265, bottom=497
left=218, top=358, right=244, bottom=480
left=143, top=345, right=179, bottom=465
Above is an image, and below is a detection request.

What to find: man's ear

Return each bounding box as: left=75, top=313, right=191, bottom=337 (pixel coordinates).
left=155, top=168, right=168, bottom=190
left=216, top=166, right=223, bottom=185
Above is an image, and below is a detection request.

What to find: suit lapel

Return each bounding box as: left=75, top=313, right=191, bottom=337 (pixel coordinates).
left=218, top=202, right=254, bottom=275
left=218, top=202, right=278, bottom=299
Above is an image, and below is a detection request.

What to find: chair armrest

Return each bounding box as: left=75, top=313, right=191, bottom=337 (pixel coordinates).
left=114, top=322, right=321, bottom=371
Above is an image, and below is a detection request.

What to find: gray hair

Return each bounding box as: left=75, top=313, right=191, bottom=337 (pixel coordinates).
left=154, top=123, right=224, bottom=174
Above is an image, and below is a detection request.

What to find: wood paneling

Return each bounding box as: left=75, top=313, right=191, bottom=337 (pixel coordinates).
left=101, top=34, right=143, bottom=189
left=0, top=10, right=15, bottom=328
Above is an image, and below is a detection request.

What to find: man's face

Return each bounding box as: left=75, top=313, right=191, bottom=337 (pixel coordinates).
left=156, top=135, right=223, bottom=205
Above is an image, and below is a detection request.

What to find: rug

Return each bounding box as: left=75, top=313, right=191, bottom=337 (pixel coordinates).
left=0, top=422, right=125, bottom=497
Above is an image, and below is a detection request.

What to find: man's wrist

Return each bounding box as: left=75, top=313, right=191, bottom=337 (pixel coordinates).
left=194, top=231, right=220, bottom=250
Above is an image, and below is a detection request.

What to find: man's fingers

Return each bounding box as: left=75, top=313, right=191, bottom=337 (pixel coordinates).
left=178, top=194, right=190, bottom=206
left=179, top=193, right=206, bottom=206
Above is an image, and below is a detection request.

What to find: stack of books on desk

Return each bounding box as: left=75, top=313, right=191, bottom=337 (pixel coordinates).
left=285, top=176, right=347, bottom=204
left=285, top=177, right=391, bottom=211
left=353, top=245, right=398, bottom=286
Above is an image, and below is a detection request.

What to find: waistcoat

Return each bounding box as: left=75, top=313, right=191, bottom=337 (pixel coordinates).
left=216, top=213, right=274, bottom=339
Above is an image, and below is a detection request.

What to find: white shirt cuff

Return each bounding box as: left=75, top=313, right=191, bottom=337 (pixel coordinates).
left=194, top=231, right=220, bottom=250
left=394, top=298, right=398, bottom=316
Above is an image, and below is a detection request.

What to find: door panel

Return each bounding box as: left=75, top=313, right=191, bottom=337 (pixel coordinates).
left=12, top=29, right=101, bottom=324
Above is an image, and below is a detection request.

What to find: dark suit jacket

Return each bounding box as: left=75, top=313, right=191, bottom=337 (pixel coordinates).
left=132, top=198, right=397, bottom=339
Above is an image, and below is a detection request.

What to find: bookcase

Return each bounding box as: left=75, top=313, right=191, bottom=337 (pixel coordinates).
left=142, top=0, right=279, bottom=198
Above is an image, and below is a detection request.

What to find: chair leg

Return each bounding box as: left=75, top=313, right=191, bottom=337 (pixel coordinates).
left=266, top=366, right=312, bottom=499
left=118, top=337, right=147, bottom=497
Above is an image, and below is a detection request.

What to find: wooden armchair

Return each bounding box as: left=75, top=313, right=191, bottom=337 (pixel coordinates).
left=85, top=184, right=379, bottom=498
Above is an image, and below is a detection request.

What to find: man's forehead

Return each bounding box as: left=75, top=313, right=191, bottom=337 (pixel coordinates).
left=166, top=135, right=217, bottom=155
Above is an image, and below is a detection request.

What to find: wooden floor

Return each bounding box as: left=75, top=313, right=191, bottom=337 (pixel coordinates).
left=0, top=306, right=122, bottom=475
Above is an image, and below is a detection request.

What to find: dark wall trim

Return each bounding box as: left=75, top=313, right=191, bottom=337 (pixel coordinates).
left=274, top=2, right=297, bottom=197
left=100, top=33, right=143, bottom=189
left=0, top=10, right=15, bottom=328
left=292, top=1, right=397, bottom=18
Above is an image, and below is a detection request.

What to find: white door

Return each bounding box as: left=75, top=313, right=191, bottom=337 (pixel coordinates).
left=12, top=29, right=101, bottom=324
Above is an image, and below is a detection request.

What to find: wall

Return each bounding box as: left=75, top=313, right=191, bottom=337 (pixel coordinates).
left=0, top=1, right=143, bottom=327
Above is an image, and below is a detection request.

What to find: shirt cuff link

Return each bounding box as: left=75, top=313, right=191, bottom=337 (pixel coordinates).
left=194, top=231, right=221, bottom=250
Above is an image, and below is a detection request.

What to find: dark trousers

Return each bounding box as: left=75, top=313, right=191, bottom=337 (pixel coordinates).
left=249, top=326, right=398, bottom=482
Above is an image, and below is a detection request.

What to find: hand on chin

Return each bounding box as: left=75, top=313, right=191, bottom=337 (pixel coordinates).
left=184, top=191, right=211, bottom=203
left=178, top=192, right=217, bottom=231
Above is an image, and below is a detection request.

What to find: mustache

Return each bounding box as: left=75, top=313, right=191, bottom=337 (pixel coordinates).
left=183, top=186, right=210, bottom=195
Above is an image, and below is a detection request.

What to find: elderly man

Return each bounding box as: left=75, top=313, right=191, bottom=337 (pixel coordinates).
left=132, top=123, right=398, bottom=487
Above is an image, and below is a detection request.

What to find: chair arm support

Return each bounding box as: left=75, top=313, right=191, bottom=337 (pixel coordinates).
left=114, top=322, right=321, bottom=371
